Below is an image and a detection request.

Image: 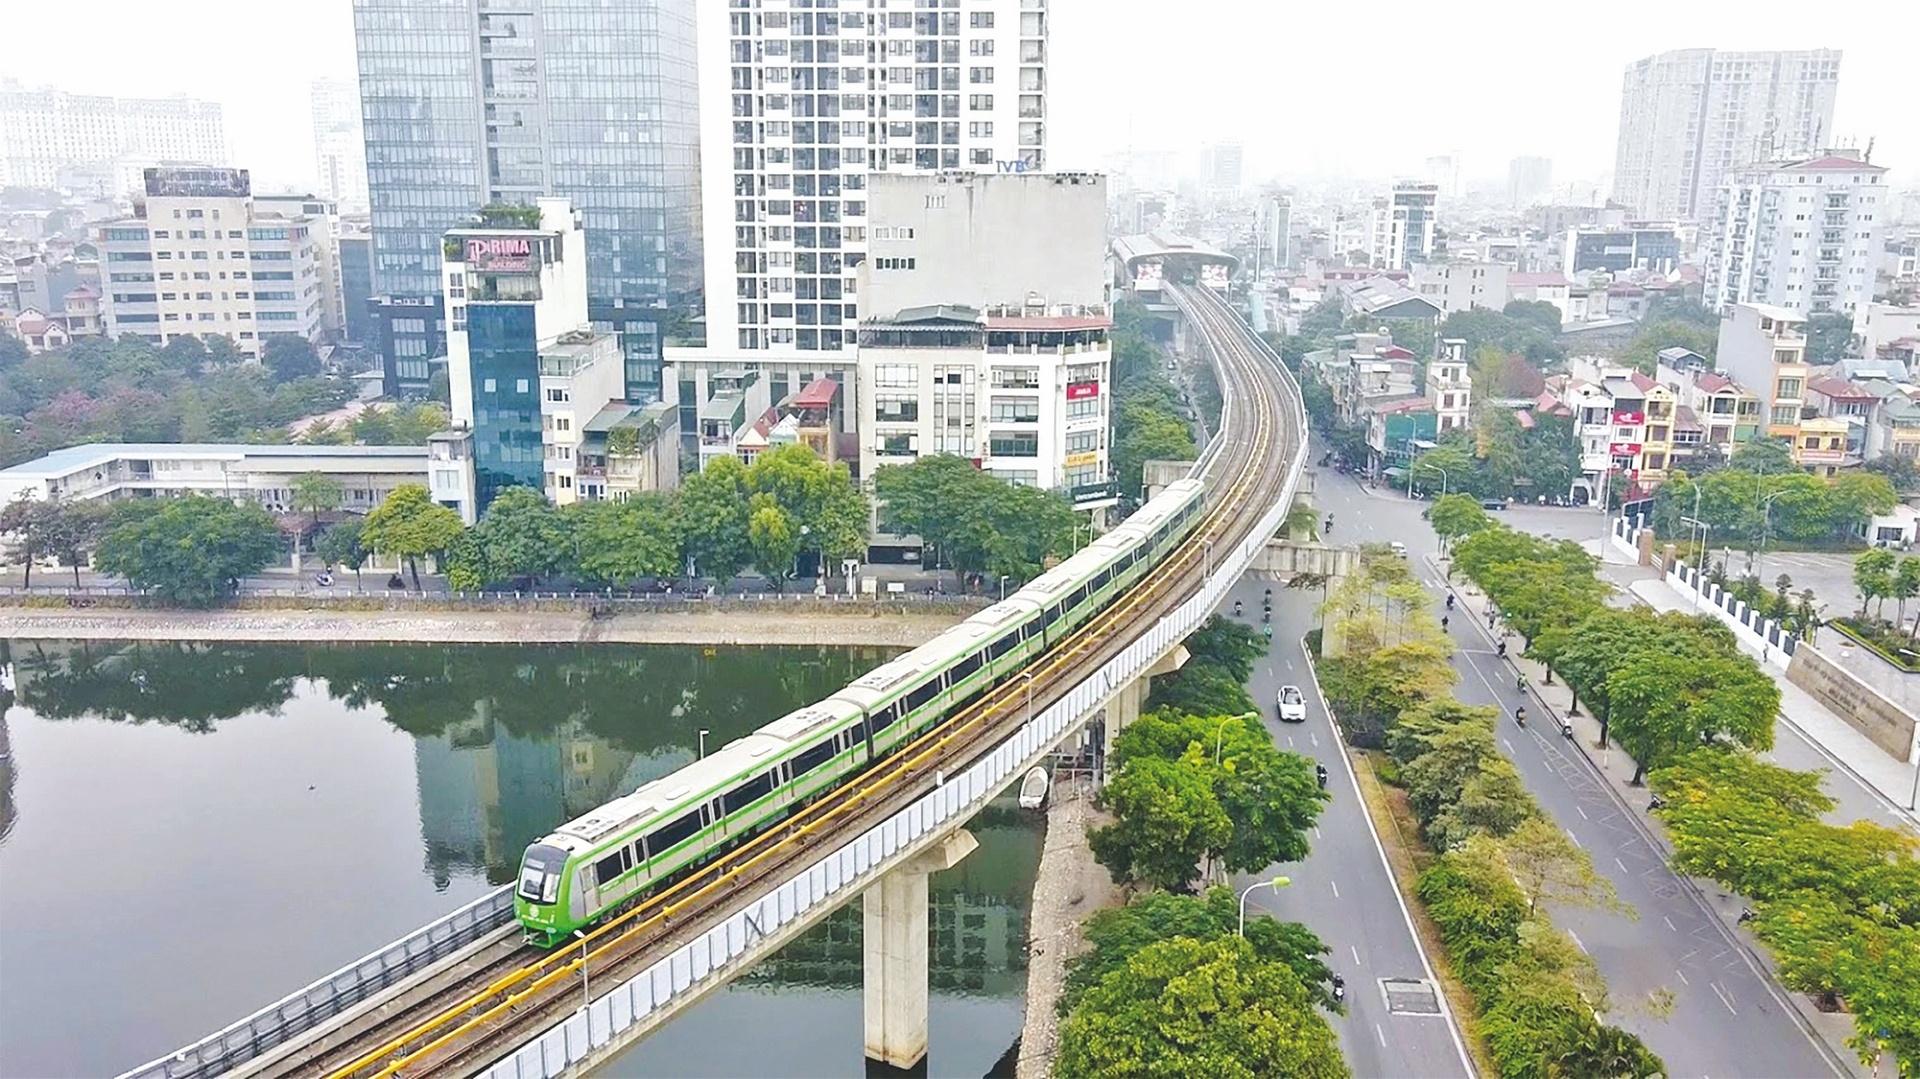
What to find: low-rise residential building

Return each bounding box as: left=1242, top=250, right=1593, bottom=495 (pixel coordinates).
left=1655, top=359, right=1763, bottom=455
left=1364, top=396, right=1436, bottom=483
left=1562, top=223, right=1681, bottom=277
left=0, top=443, right=427, bottom=511
left=1508, top=271, right=1575, bottom=323
left=1857, top=303, right=1920, bottom=364
left=1863, top=383, right=1920, bottom=464
left=1717, top=302, right=1812, bottom=441
left=1410, top=260, right=1510, bottom=314
left=1793, top=415, right=1852, bottom=474
left=9, top=307, right=70, bottom=352
left=97, top=166, right=329, bottom=357
left=1429, top=338, right=1472, bottom=434
left=1334, top=276, right=1444, bottom=324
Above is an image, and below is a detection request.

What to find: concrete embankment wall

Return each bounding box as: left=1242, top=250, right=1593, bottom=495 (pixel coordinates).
left=1787, top=644, right=1920, bottom=764
left=0, top=602, right=978, bottom=648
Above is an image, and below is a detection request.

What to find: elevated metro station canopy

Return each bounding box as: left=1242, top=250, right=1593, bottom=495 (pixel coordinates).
left=1112, top=230, right=1239, bottom=291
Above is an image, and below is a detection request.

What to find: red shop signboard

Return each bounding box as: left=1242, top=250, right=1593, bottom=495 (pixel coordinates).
left=1066, top=381, right=1101, bottom=401
left=1612, top=410, right=1645, bottom=425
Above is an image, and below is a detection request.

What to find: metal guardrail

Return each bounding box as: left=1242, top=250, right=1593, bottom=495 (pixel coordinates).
left=116, top=887, right=515, bottom=1079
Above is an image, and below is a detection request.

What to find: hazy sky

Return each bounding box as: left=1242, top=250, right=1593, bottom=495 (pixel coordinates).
left=3, top=0, right=1912, bottom=194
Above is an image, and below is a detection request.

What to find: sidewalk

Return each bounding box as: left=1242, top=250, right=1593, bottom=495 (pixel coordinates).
left=1583, top=540, right=1919, bottom=829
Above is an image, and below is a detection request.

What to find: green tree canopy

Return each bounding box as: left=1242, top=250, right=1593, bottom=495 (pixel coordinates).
left=360, top=483, right=464, bottom=590
left=261, top=335, right=323, bottom=383
left=291, top=471, right=344, bottom=530
left=447, top=486, right=571, bottom=589
left=313, top=517, right=368, bottom=585
left=1055, top=935, right=1350, bottom=1079
left=1062, top=887, right=1338, bottom=1013
left=874, top=454, right=1079, bottom=583
left=746, top=495, right=802, bottom=589
left=678, top=454, right=752, bottom=585
left=1089, top=754, right=1230, bottom=892
left=1606, top=650, right=1778, bottom=782
left=94, top=494, right=281, bottom=605
left=567, top=495, right=681, bottom=586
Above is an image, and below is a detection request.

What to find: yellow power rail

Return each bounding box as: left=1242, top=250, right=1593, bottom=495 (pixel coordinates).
left=328, top=284, right=1288, bottom=1078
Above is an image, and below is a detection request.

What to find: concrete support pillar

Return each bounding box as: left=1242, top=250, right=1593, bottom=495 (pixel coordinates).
left=1102, top=644, right=1187, bottom=759
left=863, top=828, right=979, bottom=1071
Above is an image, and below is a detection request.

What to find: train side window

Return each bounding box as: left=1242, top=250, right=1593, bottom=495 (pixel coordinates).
left=989, top=633, right=1016, bottom=660
left=952, top=649, right=983, bottom=681
left=594, top=850, right=625, bottom=886
left=722, top=771, right=776, bottom=816
left=648, top=810, right=702, bottom=854
left=905, top=679, right=940, bottom=713
left=791, top=737, right=837, bottom=777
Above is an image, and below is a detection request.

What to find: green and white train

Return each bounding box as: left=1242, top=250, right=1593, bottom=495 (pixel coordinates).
left=514, top=478, right=1209, bottom=946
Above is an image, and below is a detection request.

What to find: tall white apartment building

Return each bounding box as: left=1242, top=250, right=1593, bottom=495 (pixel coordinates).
left=309, top=77, right=369, bottom=214
left=97, top=167, right=329, bottom=357
left=697, top=0, right=1048, bottom=354
left=1611, top=49, right=1841, bottom=221
left=1702, top=150, right=1887, bottom=318
left=0, top=79, right=227, bottom=192
left=1259, top=194, right=1291, bottom=272
left=857, top=172, right=1111, bottom=507
left=1370, top=182, right=1438, bottom=270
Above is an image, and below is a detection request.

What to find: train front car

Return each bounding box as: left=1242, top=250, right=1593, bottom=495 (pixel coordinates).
left=515, top=841, right=578, bottom=948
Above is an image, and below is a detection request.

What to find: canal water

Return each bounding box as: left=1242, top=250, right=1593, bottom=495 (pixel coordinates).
left=0, top=640, right=1040, bottom=1078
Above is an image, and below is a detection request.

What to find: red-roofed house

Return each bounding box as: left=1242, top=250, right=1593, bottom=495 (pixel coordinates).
left=11, top=308, right=69, bottom=353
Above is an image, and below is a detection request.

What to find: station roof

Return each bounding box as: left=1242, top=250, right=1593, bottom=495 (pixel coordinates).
left=1112, top=230, right=1240, bottom=274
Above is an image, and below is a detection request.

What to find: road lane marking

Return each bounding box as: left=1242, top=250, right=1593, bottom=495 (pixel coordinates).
left=1310, top=730, right=1320, bottom=747
left=1502, top=738, right=1515, bottom=753
left=1351, top=944, right=1362, bottom=965
left=1287, top=735, right=1295, bottom=747
left=1568, top=930, right=1588, bottom=954
left=1615, top=856, right=1629, bottom=873
left=1313, top=826, right=1322, bottom=840
left=1712, top=982, right=1739, bottom=1015
left=1329, top=879, right=1340, bottom=898
left=1286, top=657, right=1296, bottom=670
left=1375, top=1024, right=1387, bottom=1048
left=1663, top=915, right=1677, bottom=932
left=1676, top=969, right=1690, bottom=985
left=1565, top=828, right=1582, bottom=848
left=1575, top=805, right=1589, bottom=820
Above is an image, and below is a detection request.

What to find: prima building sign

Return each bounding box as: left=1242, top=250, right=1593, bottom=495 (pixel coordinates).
left=144, top=166, right=251, bottom=198
left=465, top=235, right=536, bottom=273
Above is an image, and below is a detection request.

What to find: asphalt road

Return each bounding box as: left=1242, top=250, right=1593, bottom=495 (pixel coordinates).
left=1308, top=457, right=1852, bottom=1078
left=1223, top=581, right=1473, bottom=1079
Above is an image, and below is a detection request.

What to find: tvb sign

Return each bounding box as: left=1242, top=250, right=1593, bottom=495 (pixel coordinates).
left=995, top=159, right=1034, bottom=174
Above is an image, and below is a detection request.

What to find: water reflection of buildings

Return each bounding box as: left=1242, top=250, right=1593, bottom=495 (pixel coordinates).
left=414, top=699, right=694, bottom=887
left=740, top=820, right=1040, bottom=998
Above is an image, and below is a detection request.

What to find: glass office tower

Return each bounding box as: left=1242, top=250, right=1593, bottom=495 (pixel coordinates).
left=354, top=0, right=702, bottom=399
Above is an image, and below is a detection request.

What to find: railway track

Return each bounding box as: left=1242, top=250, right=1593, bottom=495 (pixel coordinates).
left=259, top=282, right=1300, bottom=1079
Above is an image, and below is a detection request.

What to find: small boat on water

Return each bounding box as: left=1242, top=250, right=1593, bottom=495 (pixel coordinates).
left=1018, top=766, right=1050, bottom=810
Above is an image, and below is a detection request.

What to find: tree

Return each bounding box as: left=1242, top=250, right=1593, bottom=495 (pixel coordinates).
left=313, top=518, right=369, bottom=587
left=450, top=485, right=571, bottom=588
left=679, top=455, right=752, bottom=585
left=261, top=335, right=323, bottom=383
left=746, top=496, right=801, bottom=590
left=290, top=472, right=344, bottom=533
left=360, top=483, right=464, bottom=590
left=746, top=444, right=869, bottom=577
left=94, top=494, right=281, bottom=605
left=1063, top=887, right=1338, bottom=1013
left=1111, top=712, right=1328, bottom=876
left=1607, top=651, right=1779, bottom=783
left=875, top=454, right=1078, bottom=584
left=568, top=496, right=681, bottom=586
left=1502, top=299, right=1564, bottom=336
left=1496, top=817, right=1624, bottom=917
left=1853, top=548, right=1897, bottom=620
left=1805, top=312, right=1855, bottom=365
left=1055, top=935, right=1350, bottom=1079
left=1620, top=317, right=1717, bottom=374
left=1089, top=755, right=1230, bottom=892
left=1427, top=493, right=1493, bottom=550
left=1, top=494, right=55, bottom=588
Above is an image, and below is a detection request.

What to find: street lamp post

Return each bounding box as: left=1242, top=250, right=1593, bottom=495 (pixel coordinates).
left=1751, top=489, right=1789, bottom=576
left=1203, top=538, right=1214, bottom=578
left=1238, top=876, right=1292, bottom=936
left=697, top=728, right=709, bottom=759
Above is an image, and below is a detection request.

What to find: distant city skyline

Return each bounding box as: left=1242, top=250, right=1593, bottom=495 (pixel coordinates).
left=1, top=0, right=1913, bottom=196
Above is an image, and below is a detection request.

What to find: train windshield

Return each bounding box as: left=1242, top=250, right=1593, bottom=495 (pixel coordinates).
left=517, top=843, right=567, bottom=904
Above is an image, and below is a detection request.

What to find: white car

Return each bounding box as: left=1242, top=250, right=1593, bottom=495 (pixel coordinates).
left=1277, top=684, right=1307, bottom=723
